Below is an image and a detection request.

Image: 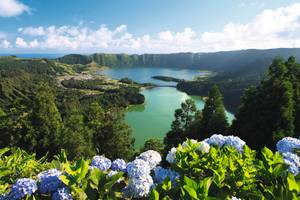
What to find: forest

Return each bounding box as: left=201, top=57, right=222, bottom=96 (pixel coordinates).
left=0, top=55, right=300, bottom=199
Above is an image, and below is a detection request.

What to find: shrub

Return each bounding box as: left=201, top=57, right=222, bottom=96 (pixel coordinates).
left=1, top=135, right=300, bottom=199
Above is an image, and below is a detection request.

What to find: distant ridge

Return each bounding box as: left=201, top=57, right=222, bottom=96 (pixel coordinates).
left=58, top=48, right=300, bottom=76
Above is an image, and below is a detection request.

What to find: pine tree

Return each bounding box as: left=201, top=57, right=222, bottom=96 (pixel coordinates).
left=200, top=85, right=228, bottom=139
left=61, top=97, right=94, bottom=159
left=285, top=56, right=300, bottom=137
left=87, top=103, right=134, bottom=160
left=232, top=57, right=296, bottom=150
left=31, top=82, right=63, bottom=157
left=163, top=99, right=198, bottom=153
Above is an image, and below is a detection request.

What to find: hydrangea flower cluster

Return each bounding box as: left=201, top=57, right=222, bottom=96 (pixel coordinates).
left=224, top=136, right=246, bottom=153
left=203, top=134, right=226, bottom=147
left=153, top=166, right=180, bottom=184
left=204, top=134, right=246, bottom=153
left=51, top=187, right=73, bottom=200
left=38, top=169, right=63, bottom=194
left=197, top=141, right=210, bottom=153
left=276, top=137, right=300, bottom=175
left=11, top=178, right=38, bottom=199
left=276, top=137, right=300, bottom=154
left=137, top=150, right=162, bottom=169
left=166, top=147, right=177, bottom=164
left=126, top=159, right=151, bottom=179
left=123, top=150, right=161, bottom=198
left=122, top=175, right=154, bottom=198
left=282, top=152, right=300, bottom=175
left=111, top=159, right=127, bottom=172
left=90, top=155, right=111, bottom=171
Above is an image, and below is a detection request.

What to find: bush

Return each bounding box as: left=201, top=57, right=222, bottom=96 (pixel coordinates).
left=1, top=135, right=300, bottom=199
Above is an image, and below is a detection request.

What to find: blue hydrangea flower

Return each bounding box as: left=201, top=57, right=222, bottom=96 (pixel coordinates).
left=108, top=170, right=118, bottom=177
left=52, top=187, right=72, bottom=200
left=11, top=178, right=37, bottom=199
left=91, top=155, right=111, bottom=171
left=282, top=152, right=300, bottom=175
left=288, top=164, right=299, bottom=175
left=153, top=166, right=180, bottom=184
left=224, top=136, right=246, bottom=153
left=0, top=193, right=12, bottom=200
left=137, top=150, right=162, bottom=169
left=38, top=169, right=63, bottom=194
left=166, top=147, right=177, bottom=164
left=197, top=141, right=210, bottom=153
left=122, top=175, right=154, bottom=198
left=204, top=134, right=226, bottom=147
left=204, top=134, right=245, bottom=153
left=111, top=159, right=127, bottom=172
left=126, top=159, right=151, bottom=179
left=276, top=137, right=300, bottom=153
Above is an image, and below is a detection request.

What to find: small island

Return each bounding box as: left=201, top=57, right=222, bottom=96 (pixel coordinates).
left=152, top=75, right=185, bottom=82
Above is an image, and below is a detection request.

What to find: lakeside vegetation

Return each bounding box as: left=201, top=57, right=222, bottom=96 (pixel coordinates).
left=59, top=49, right=300, bottom=113
left=0, top=54, right=300, bottom=199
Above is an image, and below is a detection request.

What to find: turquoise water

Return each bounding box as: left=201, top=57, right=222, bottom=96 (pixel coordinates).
left=100, top=66, right=211, bottom=86
left=100, top=67, right=234, bottom=148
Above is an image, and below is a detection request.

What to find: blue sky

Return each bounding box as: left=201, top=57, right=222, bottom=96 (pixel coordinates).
left=0, top=0, right=300, bottom=53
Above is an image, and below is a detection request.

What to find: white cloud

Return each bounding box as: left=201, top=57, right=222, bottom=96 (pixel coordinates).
left=0, top=40, right=11, bottom=48
left=18, top=27, right=45, bottom=36
left=115, top=25, right=127, bottom=33
left=0, top=32, right=11, bottom=49
left=15, top=37, right=38, bottom=48
left=0, top=0, right=30, bottom=17
left=15, top=37, right=27, bottom=47
left=199, top=2, right=300, bottom=51
left=157, top=31, right=173, bottom=41
left=8, top=2, right=300, bottom=53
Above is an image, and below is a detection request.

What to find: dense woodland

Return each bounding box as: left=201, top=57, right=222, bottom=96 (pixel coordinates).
left=0, top=55, right=299, bottom=162
left=0, top=57, right=140, bottom=160
left=164, top=56, right=300, bottom=153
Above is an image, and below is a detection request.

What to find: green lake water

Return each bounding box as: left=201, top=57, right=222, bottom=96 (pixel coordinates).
left=100, top=67, right=234, bottom=148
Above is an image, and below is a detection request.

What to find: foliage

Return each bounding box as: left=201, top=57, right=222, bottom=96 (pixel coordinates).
left=153, top=138, right=300, bottom=200
left=32, top=82, right=63, bottom=158
left=87, top=103, right=135, bottom=160
left=163, top=99, right=200, bottom=156
left=2, top=135, right=300, bottom=199
left=163, top=87, right=229, bottom=158
left=232, top=57, right=300, bottom=150
left=199, top=85, right=229, bottom=139
left=0, top=56, right=136, bottom=160
left=141, top=138, right=164, bottom=155
left=0, top=148, right=49, bottom=194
